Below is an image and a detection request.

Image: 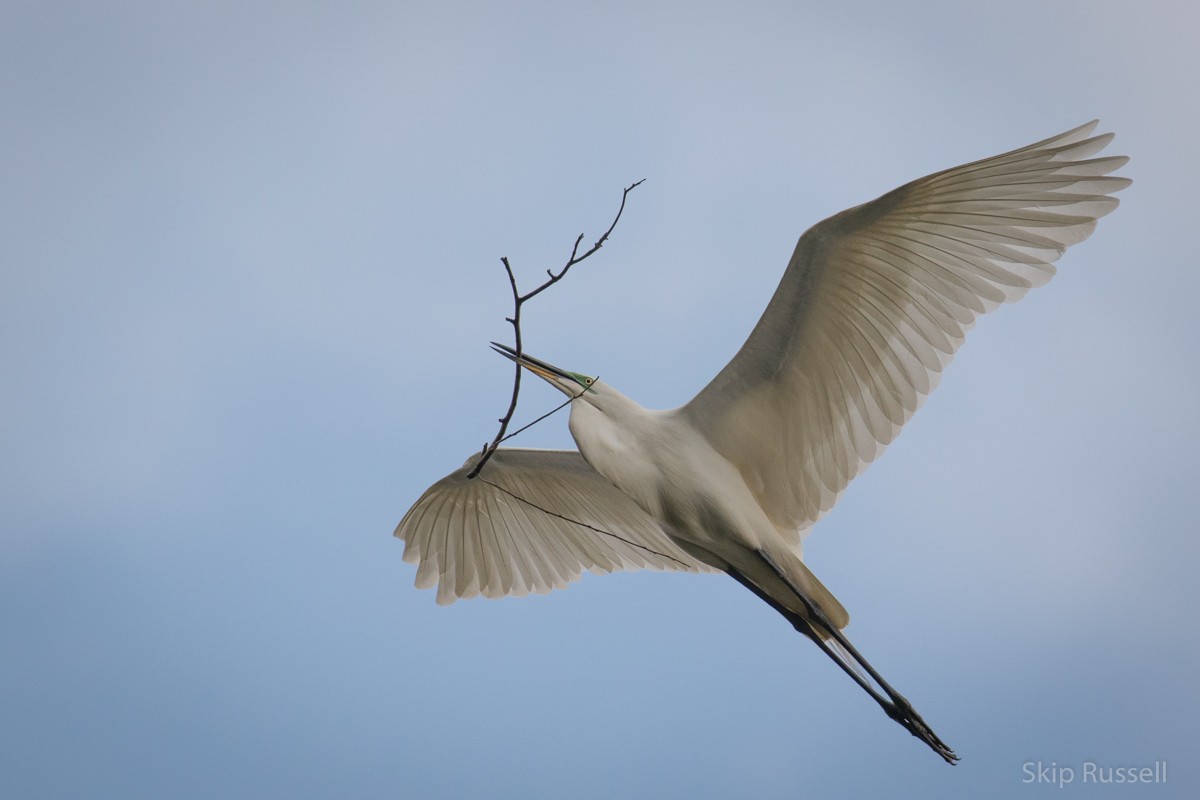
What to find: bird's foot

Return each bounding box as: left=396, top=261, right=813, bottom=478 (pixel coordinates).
left=884, top=696, right=959, bottom=765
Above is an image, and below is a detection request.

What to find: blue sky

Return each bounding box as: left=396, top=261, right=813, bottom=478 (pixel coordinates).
left=2, top=1, right=1196, bottom=797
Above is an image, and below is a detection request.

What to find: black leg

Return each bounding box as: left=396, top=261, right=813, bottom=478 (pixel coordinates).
left=728, top=552, right=959, bottom=765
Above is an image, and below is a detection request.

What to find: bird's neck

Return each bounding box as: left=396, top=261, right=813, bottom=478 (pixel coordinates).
left=568, top=390, right=665, bottom=509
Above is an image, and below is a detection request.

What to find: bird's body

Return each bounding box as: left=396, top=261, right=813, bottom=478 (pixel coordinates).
left=565, top=387, right=848, bottom=628
left=396, top=122, right=1130, bottom=763
left=571, top=396, right=763, bottom=559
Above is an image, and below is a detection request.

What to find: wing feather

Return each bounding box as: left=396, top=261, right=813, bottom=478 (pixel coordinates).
left=682, top=121, right=1129, bottom=537
left=395, top=448, right=715, bottom=604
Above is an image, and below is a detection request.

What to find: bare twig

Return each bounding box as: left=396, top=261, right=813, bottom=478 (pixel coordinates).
left=479, top=477, right=690, bottom=567
left=497, top=389, right=586, bottom=445
left=466, top=179, right=644, bottom=479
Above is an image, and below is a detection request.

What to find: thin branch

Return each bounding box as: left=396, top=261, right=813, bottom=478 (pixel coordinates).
left=466, top=179, right=644, bottom=479
left=480, top=477, right=691, bottom=568
left=498, top=381, right=593, bottom=445
left=519, top=178, right=645, bottom=304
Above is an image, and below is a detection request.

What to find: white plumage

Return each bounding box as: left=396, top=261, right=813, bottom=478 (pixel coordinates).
left=396, top=121, right=1129, bottom=762
left=399, top=448, right=715, bottom=606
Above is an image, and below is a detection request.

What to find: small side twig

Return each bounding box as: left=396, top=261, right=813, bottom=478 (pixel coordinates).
left=479, top=476, right=690, bottom=567
left=466, top=178, right=644, bottom=479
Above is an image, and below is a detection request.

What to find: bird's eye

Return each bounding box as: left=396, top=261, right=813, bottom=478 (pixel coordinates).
left=585, top=378, right=594, bottom=385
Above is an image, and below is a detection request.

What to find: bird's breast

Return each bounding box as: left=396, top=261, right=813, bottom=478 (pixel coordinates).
left=570, top=405, right=771, bottom=553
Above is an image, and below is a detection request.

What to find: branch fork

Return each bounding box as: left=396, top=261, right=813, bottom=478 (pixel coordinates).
left=466, top=179, right=644, bottom=479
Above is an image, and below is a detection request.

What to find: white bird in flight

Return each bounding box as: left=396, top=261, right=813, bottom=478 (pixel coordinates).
left=396, top=121, right=1129, bottom=763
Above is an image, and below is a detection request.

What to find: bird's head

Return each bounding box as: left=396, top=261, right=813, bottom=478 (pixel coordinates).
left=490, top=342, right=599, bottom=401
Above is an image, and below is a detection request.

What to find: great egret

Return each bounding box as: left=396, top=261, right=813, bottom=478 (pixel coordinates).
left=396, top=121, right=1129, bottom=763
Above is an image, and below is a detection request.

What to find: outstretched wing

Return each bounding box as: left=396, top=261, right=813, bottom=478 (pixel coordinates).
left=395, top=448, right=715, bottom=604
left=682, top=121, right=1130, bottom=537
